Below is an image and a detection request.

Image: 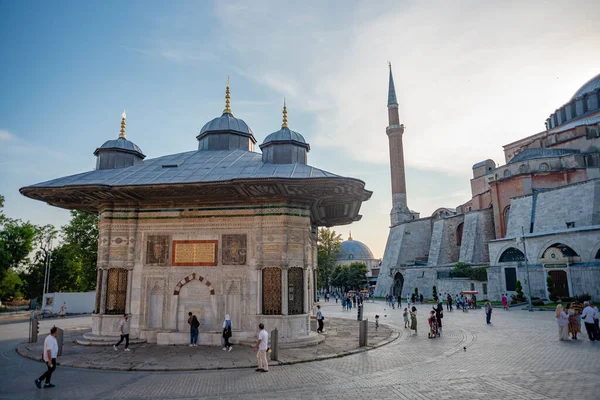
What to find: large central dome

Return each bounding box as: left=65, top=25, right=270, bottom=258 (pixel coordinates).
left=336, top=235, right=374, bottom=261
left=571, top=73, right=600, bottom=100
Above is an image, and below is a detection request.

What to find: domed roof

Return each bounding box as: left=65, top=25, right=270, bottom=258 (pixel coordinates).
left=262, top=127, right=308, bottom=147
left=199, top=112, right=253, bottom=136
left=571, top=73, right=600, bottom=100
left=95, top=137, right=144, bottom=155
left=336, top=236, right=374, bottom=261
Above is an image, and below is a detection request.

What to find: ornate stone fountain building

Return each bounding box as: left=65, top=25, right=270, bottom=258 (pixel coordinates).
left=21, top=88, right=371, bottom=345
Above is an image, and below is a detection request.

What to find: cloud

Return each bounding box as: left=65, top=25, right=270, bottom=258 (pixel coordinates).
left=0, top=129, right=14, bottom=141
left=214, top=0, right=600, bottom=175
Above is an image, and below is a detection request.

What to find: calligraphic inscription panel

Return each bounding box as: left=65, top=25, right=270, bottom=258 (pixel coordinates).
left=172, top=240, right=218, bottom=266
left=222, top=234, right=247, bottom=265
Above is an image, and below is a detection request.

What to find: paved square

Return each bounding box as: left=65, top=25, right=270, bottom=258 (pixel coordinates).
left=1, top=301, right=599, bottom=399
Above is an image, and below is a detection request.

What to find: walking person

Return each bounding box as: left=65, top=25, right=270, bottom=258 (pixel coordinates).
left=403, top=308, right=409, bottom=328
left=397, top=295, right=402, bottom=309
left=435, top=301, right=443, bottom=336
left=581, top=301, right=597, bottom=341
left=566, top=303, right=580, bottom=340
left=592, top=301, right=600, bottom=338
left=222, top=314, right=233, bottom=351
left=113, top=314, right=131, bottom=351
left=341, top=297, right=346, bottom=311
left=501, top=294, right=508, bottom=310
left=484, top=300, right=493, bottom=324
left=348, top=298, right=353, bottom=312
left=556, top=304, right=570, bottom=341
left=572, top=300, right=583, bottom=330
left=407, top=293, right=411, bottom=307
left=419, top=293, right=424, bottom=304
left=59, top=302, right=67, bottom=318
left=316, top=305, right=324, bottom=333
left=34, top=326, right=59, bottom=389
left=410, top=306, right=418, bottom=336
left=254, top=323, right=269, bottom=372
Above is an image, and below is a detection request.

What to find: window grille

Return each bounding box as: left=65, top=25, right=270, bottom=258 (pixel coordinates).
left=262, top=267, right=282, bottom=315
left=105, top=268, right=128, bottom=315
left=288, top=267, right=304, bottom=315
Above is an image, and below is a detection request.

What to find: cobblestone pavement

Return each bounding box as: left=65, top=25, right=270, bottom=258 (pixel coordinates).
left=15, top=318, right=395, bottom=371
left=1, top=302, right=599, bottom=399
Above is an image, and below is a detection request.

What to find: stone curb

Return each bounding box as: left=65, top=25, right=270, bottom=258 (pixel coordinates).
left=16, top=320, right=401, bottom=372
left=276, top=322, right=401, bottom=366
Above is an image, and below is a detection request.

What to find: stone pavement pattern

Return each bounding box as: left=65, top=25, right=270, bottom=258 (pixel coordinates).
left=16, top=317, right=395, bottom=370
left=1, top=302, right=599, bottom=399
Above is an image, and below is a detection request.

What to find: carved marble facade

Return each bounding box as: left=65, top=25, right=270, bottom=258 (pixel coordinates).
left=91, top=204, right=317, bottom=345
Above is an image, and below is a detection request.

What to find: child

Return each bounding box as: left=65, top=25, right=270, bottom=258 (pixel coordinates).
left=403, top=308, right=409, bottom=328
left=375, top=315, right=380, bottom=330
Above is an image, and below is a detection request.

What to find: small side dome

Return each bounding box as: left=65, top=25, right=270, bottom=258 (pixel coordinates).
left=94, top=111, right=145, bottom=170
left=571, top=73, right=600, bottom=100
left=196, top=80, right=256, bottom=151
left=336, top=235, right=375, bottom=261
left=259, top=102, right=310, bottom=164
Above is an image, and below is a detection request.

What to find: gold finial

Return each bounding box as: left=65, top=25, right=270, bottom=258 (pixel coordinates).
left=223, top=76, right=232, bottom=114
left=119, top=109, right=127, bottom=138
left=282, top=98, right=288, bottom=128
left=348, top=231, right=353, bottom=241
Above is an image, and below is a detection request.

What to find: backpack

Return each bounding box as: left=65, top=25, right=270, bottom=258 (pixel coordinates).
left=192, top=317, right=200, bottom=329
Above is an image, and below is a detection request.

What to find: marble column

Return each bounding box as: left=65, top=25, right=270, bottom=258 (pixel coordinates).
left=100, top=268, right=108, bottom=314
left=126, top=269, right=133, bottom=314
left=303, top=268, right=309, bottom=314
left=281, top=268, right=288, bottom=315
left=257, top=268, right=263, bottom=315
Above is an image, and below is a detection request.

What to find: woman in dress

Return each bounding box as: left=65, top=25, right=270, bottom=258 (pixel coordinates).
left=410, top=306, right=418, bottom=336
left=222, top=314, right=233, bottom=351
left=566, top=303, right=580, bottom=340
left=427, top=310, right=437, bottom=339
left=556, top=304, right=569, bottom=341
left=501, top=294, right=508, bottom=310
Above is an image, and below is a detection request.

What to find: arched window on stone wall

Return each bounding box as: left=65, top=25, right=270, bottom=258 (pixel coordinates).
left=503, top=206, right=510, bottom=236
left=519, top=164, right=528, bottom=174
left=288, top=267, right=304, bottom=315
left=106, top=268, right=128, bottom=314
left=503, top=169, right=511, bottom=178
left=456, top=222, right=464, bottom=246
left=262, top=267, right=282, bottom=315
left=499, top=247, right=525, bottom=263
left=539, top=163, right=549, bottom=172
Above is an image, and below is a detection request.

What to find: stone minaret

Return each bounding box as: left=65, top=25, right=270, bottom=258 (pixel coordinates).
left=387, top=63, right=412, bottom=225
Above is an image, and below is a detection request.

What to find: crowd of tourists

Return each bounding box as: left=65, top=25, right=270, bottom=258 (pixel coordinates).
left=556, top=301, right=599, bottom=342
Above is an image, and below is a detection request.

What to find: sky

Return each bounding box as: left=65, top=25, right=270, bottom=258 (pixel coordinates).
left=1, top=0, right=599, bottom=258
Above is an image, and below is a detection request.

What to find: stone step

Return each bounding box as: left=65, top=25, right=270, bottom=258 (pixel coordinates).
left=76, top=332, right=146, bottom=346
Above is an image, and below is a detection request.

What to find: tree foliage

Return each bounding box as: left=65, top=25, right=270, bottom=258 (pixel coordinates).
left=450, top=262, right=488, bottom=281
left=330, top=262, right=368, bottom=291
left=317, top=228, right=342, bottom=290
left=432, top=285, right=438, bottom=301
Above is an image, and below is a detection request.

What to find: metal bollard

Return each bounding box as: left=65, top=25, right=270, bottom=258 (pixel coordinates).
left=270, top=328, right=278, bottom=361
left=359, top=319, right=368, bottom=347
left=56, top=327, right=64, bottom=357
left=30, top=316, right=39, bottom=343
left=357, top=304, right=363, bottom=321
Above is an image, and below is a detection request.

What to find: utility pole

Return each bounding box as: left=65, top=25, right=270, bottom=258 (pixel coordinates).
left=42, top=249, right=52, bottom=301
left=520, top=226, right=533, bottom=312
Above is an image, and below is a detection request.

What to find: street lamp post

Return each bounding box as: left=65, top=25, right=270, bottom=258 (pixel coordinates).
left=519, top=226, right=534, bottom=312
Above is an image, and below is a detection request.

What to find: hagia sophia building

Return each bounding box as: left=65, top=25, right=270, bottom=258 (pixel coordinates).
left=375, top=68, right=600, bottom=302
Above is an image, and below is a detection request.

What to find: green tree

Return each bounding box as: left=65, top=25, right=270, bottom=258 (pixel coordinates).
left=0, top=195, right=37, bottom=285
left=331, top=264, right=349, bottom=291
left=515, top=280, right=526, bottom=302
left=317, top=228, right=342, bottom=290
left=19, top=224, right=57, bottom=300
left=414, top=287, right=419, bottom=296
left=432, top=285, right=438, bottom=301
left=347, top=262, right=368, bottom=290
left=0, top=268, right=23, bottom=301
left=61, top=211, right=98, bottom=291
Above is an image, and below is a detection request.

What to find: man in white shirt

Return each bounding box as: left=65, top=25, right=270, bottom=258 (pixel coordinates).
left=113, top=314, right=131, bottom=351
left=581, top=302, right=597, bottom=341
left=254, top=323, right=269, bottom=372
left=35, top=326, right=59, bottom=389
